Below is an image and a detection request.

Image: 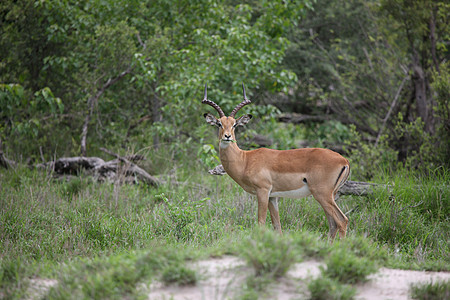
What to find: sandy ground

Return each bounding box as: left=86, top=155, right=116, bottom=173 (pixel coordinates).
left=146, top=256, right=450, bottom=300
left=27, top=256, right=450, bottom=300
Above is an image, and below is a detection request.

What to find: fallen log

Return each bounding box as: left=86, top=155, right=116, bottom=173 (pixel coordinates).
left=0, top=140, right=17, bottom=169
left=208, top=164, right=383, bottom=196
left=36, top=155, right=160, bottom=186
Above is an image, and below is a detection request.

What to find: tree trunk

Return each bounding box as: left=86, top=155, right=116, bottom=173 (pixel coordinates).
left=412, top=57, right=428, bottom=126
left=80, top=68, right=133, bottom=156
left=150, top=82, right=163, bottom=149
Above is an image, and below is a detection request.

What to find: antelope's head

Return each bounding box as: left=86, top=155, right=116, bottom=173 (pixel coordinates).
left=202, top=84, right=252, bottom=148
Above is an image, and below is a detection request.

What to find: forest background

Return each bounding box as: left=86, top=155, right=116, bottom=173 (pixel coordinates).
left=1, top=0, right=448, bottom=171
left=0, top=0, right=449, bottom=298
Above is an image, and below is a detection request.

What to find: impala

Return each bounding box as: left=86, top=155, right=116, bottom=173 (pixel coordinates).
left=202, top=84, right=350, bottom=240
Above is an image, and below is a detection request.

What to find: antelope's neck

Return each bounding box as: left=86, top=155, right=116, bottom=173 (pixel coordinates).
left=219, top=142, right=245, bottom=177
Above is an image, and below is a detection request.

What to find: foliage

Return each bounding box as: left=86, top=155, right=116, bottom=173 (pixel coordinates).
left=197, top=144, right=220, bottom=170
left=1, top=0, right=309, bottom=159
left=429, top=62, right=450, bottom=168
left=281, top=0, right=449, bottom=171
left=322, top=248, right=377, bottom=284
left=410, top=280, right=450, bottom=300
left=306, top=236, right=381, bottom=299
left=0, top=164, right=449, bottom=297
left=308, top=276, right=356, bottom=300
left=0, top=258, right=28, bottom=299
left=46, top=245, right=193, bottom=299
left=344, top=124, right=398, bottom=180
left=1, top=1, right=450, bottom=298
left=239, top=228, right=299, bottom=278
left=291, top=231, right=330, bottom=259
left=0, top=84, right=65, bottom=158
left=161, top=265, right=198, bottom=286
left=239, top=275, right=273, bottom=300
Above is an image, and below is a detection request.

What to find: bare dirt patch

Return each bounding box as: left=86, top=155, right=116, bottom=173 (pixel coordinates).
left=146, top=256, right=450, bottom=300
left=26, top=256, right=449, bottom=299
left=147, top=256, right=249, bottom=300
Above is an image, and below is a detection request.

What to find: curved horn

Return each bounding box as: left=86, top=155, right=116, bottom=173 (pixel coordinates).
left=230, top=83, right=252, bottom=118
left=201, top=84, right=225, bottom=118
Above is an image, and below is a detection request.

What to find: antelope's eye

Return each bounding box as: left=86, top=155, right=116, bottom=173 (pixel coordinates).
left=232, top=123, right=237, bottom=128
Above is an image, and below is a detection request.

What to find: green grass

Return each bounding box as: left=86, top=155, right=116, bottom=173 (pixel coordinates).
left=161, top=265, right=198, bottom=286
left=322, top=248, right=377, bottom=284
left=410, top=280, right=450, bottom=300
left=0, top=164, right=449, bottom=298
left=239, top=228, right=299, bottom=278
left=308, top=276, right=356, bottom=300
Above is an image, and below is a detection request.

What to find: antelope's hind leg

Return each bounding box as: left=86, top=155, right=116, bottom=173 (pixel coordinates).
left=268, top=197, right=282, bottom=234
left=313, top=191, right=348, bottom=241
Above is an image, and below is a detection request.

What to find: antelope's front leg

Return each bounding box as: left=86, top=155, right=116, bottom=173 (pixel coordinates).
left=256, top=189, right=270, bottom=226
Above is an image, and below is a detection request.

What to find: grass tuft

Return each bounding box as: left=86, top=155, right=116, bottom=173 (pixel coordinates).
left=308, top=275, right=356, bottom=300
left=161, top=265, right=197, bottom=286
left=239, top=228, right=299, bottom=278
left=410, top=280, right=450, bottom=300
left=322, top=248, right=378, bottom=284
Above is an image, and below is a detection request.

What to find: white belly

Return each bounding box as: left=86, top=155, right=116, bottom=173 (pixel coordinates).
left=269, top=185, right=311, bottom=199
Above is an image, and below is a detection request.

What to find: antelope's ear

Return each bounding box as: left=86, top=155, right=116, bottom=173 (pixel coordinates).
left=204, top=113, right=222, bottom=127
left=235, top=114, right=252, bottom=127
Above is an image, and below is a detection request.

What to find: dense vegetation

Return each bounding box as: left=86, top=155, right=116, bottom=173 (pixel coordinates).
left=1, top=0, right=448, bottom=299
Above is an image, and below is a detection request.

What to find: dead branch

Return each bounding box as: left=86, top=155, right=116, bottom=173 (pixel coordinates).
left=375, top=75, right=408, bottom=147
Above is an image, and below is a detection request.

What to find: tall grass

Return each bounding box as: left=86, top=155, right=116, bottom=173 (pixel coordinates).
left=0, top=163, right=449, bottom=297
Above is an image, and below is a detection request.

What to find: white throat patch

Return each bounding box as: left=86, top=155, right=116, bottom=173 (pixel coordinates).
left=220, top=140, right=232, bottom=149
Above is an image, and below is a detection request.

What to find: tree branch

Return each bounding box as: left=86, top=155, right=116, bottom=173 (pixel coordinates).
left=80, top=66, right=134, bottom=156
left=375, top=75, right=408, bottom=147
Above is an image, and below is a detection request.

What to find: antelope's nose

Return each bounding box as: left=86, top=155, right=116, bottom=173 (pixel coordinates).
left=224, top=133, right=232, bottom=139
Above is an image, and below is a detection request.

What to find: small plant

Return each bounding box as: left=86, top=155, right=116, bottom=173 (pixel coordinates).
left=410, top=280, right=450, bottom=300
left=308, top=276, right=356, bottom=300
left=156, top=193, right=206, bottom=241
left=240, top=229, right=298, bottom=278
left=239, top=275, right=273, bottom=300
left=322, top=248, right=377, bottom=284
left=197, top=143, right=220, bottom=170
left=0, top=258, right=27, bottom=299
left=334, top=235, right=388, bottom=263
left=59, top=176, right=89, bottom=200
left=161, top=265, right=197, bottom=286
left=292, top=231, right=329, bottom=259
